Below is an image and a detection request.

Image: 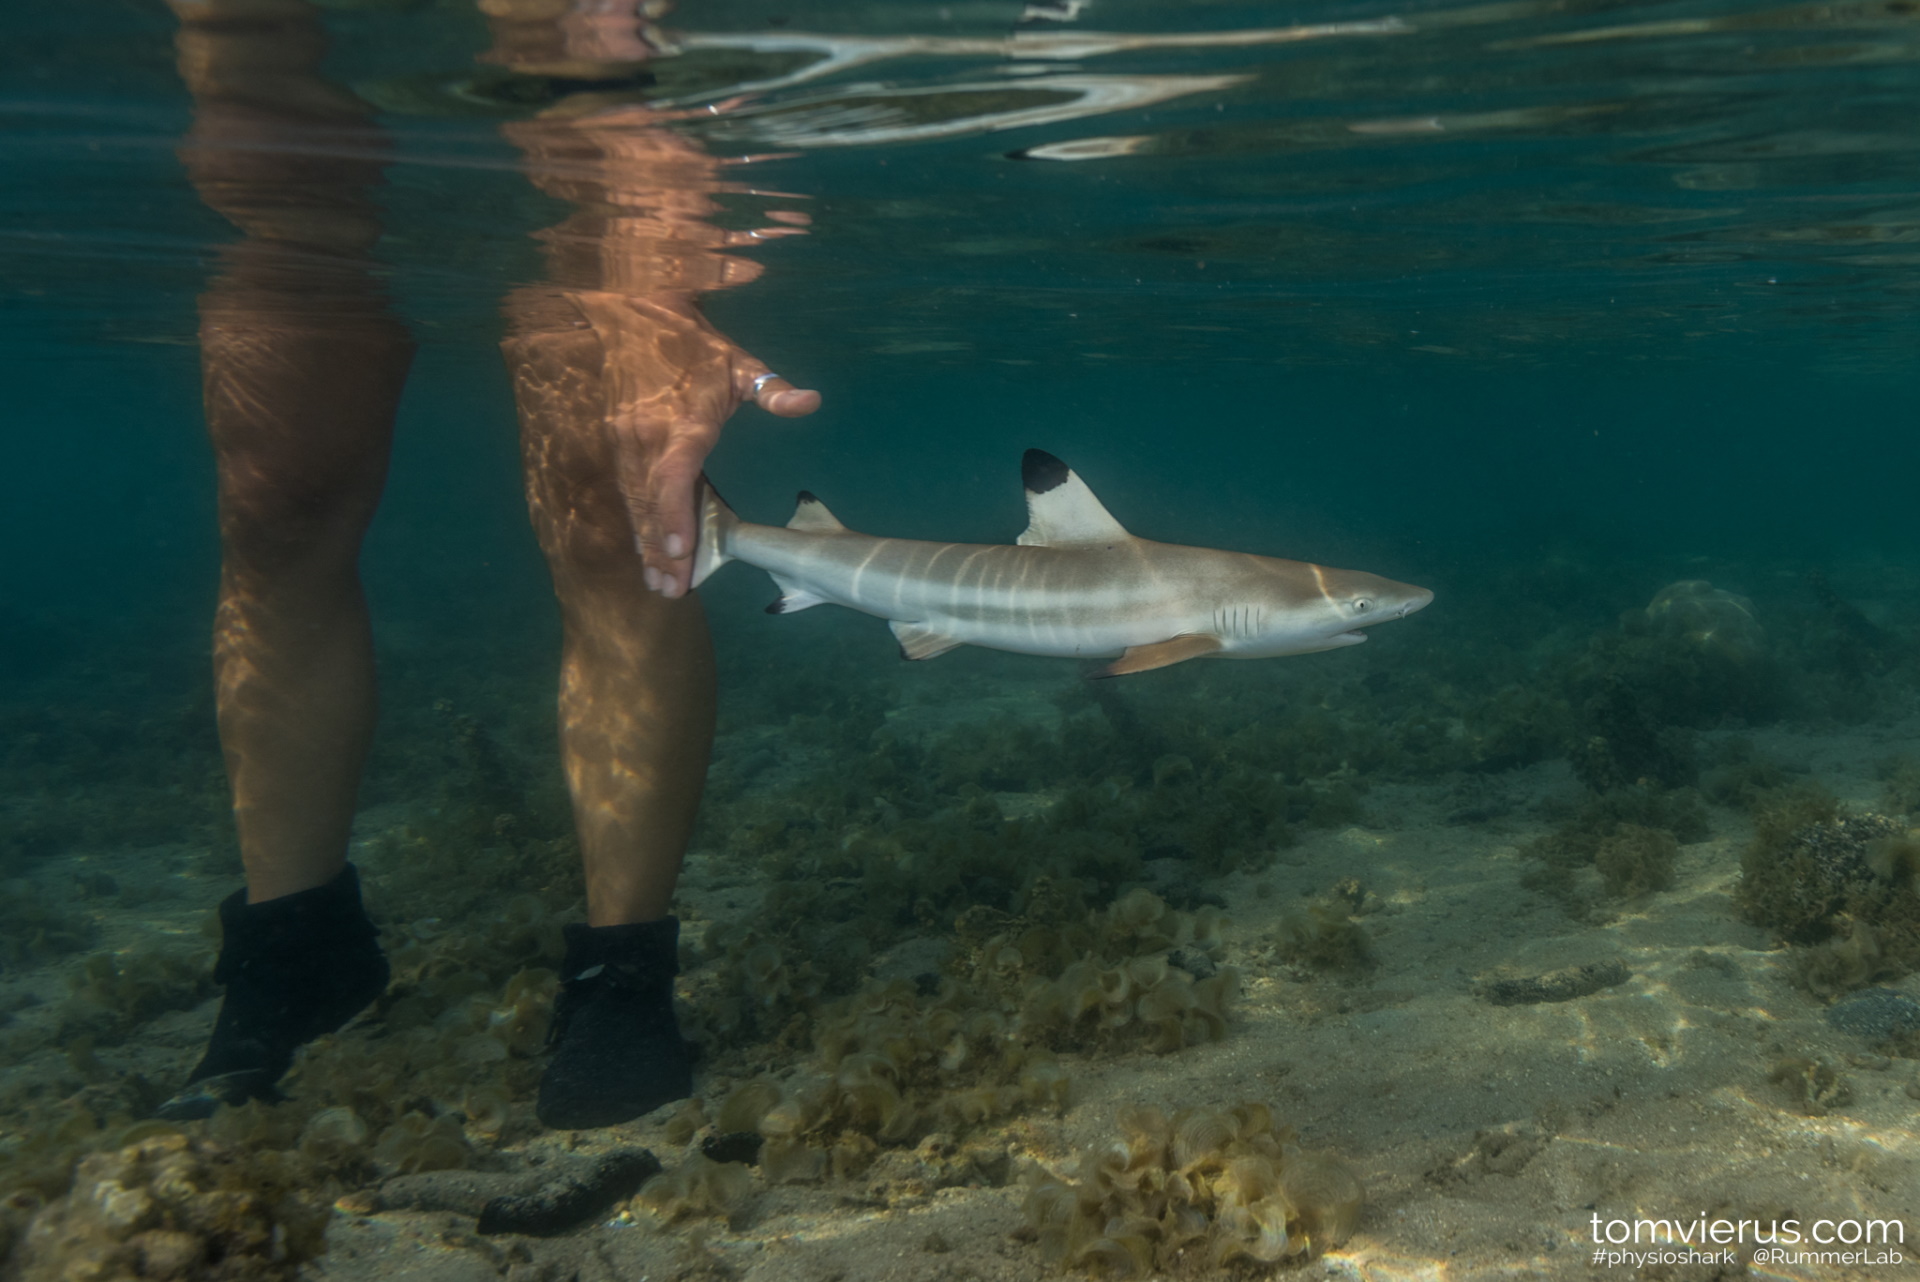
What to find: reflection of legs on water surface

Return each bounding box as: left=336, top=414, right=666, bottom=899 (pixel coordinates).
left=505, top=292, right=717, bottom=1128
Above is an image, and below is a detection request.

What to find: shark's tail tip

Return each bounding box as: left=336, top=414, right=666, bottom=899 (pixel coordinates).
left=691, top=476, right=737, bottom=589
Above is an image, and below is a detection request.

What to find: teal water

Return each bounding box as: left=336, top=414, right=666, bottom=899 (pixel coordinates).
left=3, top=0, right=1920, bottom=1274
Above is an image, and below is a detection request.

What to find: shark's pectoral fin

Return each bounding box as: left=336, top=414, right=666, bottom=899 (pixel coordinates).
left=766, top=573, right=828, bottom=614
left=1093, top=634, right=1223, bottom=678
left=890, top=620, right=966, bottom=661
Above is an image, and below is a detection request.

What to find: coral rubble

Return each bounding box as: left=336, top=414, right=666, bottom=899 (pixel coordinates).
left=8, top=1132, right=328, bottom=1282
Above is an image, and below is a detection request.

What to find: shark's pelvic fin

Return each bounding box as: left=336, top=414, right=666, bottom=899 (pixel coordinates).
left=766, top=572, right=828, bottom=614
left=788, top=491, right=847, bottom=533
left=1018, top=449, right=1132, bottom=548
left=1093, top=634, right=1223, bottom=678
left=890, top=620, right=965, bottom=661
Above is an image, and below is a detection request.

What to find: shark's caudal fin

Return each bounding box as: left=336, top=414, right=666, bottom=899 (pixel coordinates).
left=690, top=478, right=736, bottom=589
left=1018, top=449, right=1132, bottom=547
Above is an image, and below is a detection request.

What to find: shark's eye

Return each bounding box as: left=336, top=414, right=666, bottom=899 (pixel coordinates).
left=1353, top=598, right=1374, bottom=613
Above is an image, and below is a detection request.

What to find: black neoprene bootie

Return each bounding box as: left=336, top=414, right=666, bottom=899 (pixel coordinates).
left=537, top=917, right=692, bottom=1130
left=156, top=863, right=388, bottom=1120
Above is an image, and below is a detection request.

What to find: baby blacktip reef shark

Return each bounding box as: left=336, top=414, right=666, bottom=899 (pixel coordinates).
left=692, top=450, right=1432, bottom=677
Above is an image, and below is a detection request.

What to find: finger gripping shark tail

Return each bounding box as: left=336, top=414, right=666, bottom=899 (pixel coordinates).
left=691, top=477, right=736, bottom=589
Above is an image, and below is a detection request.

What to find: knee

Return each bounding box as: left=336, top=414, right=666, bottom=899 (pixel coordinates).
left=218, top=454, right=386, bottom=578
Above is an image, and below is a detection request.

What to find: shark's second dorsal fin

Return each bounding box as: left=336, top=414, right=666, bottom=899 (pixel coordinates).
left=788, top=491, right=846, bottom=533
left=1018, top=449, right=1131, bottom=547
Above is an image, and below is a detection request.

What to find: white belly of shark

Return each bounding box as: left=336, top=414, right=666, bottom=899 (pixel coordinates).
left=692, top=450, right=1432, bottom=677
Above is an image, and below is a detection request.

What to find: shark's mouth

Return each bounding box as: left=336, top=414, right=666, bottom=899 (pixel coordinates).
left=1337, top=630, right=1368, bottom=643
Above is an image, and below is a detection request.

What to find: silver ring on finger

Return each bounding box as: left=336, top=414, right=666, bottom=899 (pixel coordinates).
left=751, top=372, right=782, bottom=398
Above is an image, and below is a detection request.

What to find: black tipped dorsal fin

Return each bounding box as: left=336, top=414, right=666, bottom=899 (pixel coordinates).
left=788, top=491, right=846, bottom=533
left=1018, top=449, right=1131, bottom=547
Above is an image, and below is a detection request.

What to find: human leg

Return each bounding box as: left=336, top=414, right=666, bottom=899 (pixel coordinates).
left=160, top=261, right=412, bottom=1117
left=504, top=293, right=716, bottom=1128
left=203, top=255, right=411, bottom=902
left=160, top=0, right=411, bottom=1117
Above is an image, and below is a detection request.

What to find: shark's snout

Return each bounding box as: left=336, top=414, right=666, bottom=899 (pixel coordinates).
left=1398, top=588, right=1435, bottom=619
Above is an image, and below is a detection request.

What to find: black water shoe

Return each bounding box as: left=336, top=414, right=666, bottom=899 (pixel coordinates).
left=537, top=917, right=692, bottom=1130
left=156, top=863, right=388, bottom=1121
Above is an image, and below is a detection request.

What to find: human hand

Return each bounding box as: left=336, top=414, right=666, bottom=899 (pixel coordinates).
left=572, top=292, right=819, bottom=598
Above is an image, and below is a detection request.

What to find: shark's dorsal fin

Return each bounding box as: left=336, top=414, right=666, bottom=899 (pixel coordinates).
left=788, top=491, right=846, bottom=533
left=1018, top=449, right=1131, bottom=548
left=1093, top=634, right=1222, bottom=678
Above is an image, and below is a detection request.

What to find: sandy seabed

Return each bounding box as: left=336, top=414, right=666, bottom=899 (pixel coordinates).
left=283, top=712, right=1920, bottom=1282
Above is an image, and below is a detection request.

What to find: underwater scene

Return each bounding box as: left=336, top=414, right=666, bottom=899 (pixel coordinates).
left=5, top=0, right=1920, bottom=1278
